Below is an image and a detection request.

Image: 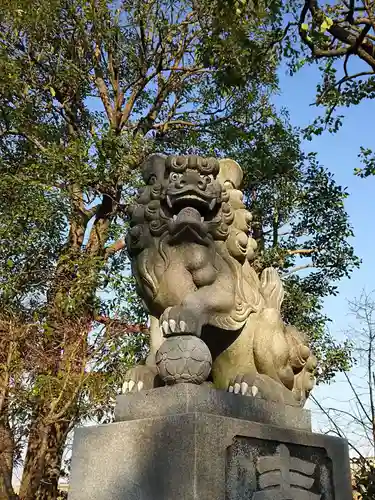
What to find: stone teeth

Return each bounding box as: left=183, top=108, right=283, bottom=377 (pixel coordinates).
left=162, top=320, right=169, bottom=335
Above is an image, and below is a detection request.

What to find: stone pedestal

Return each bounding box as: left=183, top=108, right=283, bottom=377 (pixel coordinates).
left=68, top=386, right=352, bottom=500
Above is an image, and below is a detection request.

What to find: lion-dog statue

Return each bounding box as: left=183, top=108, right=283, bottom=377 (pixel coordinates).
left=124, top=154, right=317, bottom=406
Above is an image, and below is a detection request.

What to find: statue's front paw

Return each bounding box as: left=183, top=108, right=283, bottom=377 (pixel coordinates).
left=228, top=373, right=260, bottom=397
left=160, top=306, right=200, bottom=337
left=122, top=365, right=161, bottom=393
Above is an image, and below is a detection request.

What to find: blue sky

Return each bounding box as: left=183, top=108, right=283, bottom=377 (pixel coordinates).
left=275, top=62, right=375, bottom=334
left=275, top=63, right=375, bottom=447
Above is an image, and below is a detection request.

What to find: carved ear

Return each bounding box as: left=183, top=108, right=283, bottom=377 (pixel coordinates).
left=142, top=154, right=166, bottom=184
left=218, top=158, right=243, bottom=189
left=260, top=267, right=284, bottom=310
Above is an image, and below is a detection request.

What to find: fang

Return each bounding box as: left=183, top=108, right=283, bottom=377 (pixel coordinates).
left=209, top=199, right=216, bottom=210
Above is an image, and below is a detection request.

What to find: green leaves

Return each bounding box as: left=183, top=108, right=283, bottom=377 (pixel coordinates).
left=226, top=119, right=359, bottom=378
left=357, top=147, right=375, bottom=178
left=319, top=16, right=333, bottom=33
left=0, top=1, right=360, bottom=495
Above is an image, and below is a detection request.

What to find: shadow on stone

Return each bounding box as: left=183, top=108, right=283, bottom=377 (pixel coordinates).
left=68, top=386, right=352, bottom=500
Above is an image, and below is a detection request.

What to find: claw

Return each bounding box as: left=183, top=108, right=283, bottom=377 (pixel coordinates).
left=137, top=381, right=144, bottom=391
left=180, top=320, right=187, bottom=332
left=234, top=383, right=241, bottom=394
left=251, top=385, right=258, bottom=397
left=128, top=380, right=135, bottom=392
left=228, top=385, right=234, bottom=393
left=240, top=382, right=248, bottom=395
left=122, top=381, right=128, bottom=393
left=169, top=319, right=176, bottom=333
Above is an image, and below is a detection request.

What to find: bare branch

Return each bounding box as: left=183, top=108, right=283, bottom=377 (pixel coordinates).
left=344, top=371, right=373, bottom=425
left=299, top=0, right=375, bottom=69
left=286, top=248, right=317, bottom=255
left=282, top=264, right=315, bottom=276
left=311, top=395, right=368, bottom=459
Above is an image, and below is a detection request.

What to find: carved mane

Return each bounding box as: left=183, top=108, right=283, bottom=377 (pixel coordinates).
left=126, top=155, right=285, bottom=330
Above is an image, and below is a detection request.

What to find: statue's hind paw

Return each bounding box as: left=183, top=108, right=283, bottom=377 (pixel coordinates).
left=227, top=373, right=260, bottom=397
left=227, top=373, right=301, bottom=406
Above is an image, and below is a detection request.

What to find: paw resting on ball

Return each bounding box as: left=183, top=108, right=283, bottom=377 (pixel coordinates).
left=159, top=306, right=201, bottom=337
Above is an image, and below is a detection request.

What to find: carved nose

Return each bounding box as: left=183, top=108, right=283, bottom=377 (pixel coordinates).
left=175, top=177, right=186, bottom=189
left=197, top=178, right=207, bottom=190
left=178, top=171, right=206, bottom=190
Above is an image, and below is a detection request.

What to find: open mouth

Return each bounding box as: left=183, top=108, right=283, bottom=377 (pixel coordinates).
left=166, top=193, right=216, bottom=216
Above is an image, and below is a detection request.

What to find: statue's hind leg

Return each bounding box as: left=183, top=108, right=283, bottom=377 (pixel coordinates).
left=210, top=318, right=258, bottom=394
left=211, top=313, right=301, bottom=406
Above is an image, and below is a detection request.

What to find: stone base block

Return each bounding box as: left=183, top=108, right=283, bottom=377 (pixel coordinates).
left=114, top=384, right=312, bottom=431
left=68, top=389, right=352, bottom=500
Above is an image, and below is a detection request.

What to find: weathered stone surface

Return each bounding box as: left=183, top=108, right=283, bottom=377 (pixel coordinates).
left=68, top=411, right=352, bottom=500
left=115, top=385, right=312, bottom=431
left=155, top=335, right=212, bottom=385
left=123, top=154, right=317, bottom=406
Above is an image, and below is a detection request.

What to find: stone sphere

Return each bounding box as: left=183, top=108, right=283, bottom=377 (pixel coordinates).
left=155, top=335, right=212, bottom=385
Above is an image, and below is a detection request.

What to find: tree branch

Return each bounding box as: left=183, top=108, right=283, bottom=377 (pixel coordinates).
left=94, top=316, right=147, bottom=334
left=104, top=239, right=126, bottom=259
left=93, top=45, right=115, bottom=127
left=311, top=394, right=368, bottom=460
left=282, top=264, right=315, bottom=276
left=343, top=371, right=373, bottom=425
left=287, top=248, right=317, bottom=255
left=299, top=0, right=375, bottom=69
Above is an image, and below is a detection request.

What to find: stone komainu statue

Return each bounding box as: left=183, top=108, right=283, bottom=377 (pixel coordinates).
left=124, top=154, right=317, bottom=406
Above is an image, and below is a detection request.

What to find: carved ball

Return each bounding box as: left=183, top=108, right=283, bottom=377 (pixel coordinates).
left=155, top=335, right=212, bottom=385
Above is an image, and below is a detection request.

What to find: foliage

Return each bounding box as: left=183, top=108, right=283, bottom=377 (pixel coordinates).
left=0, top=0, right=360, bottom=497
left=242, top=125, right=359, bottom=381
left=276, top=1, right=375, bottom=176
left=0, top=0, right=292, bottom=498
left=352, top=457, right=375, bottom=500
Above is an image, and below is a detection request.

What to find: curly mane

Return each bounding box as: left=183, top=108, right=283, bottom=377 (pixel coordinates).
left=126, top=155, right=270, bottom=329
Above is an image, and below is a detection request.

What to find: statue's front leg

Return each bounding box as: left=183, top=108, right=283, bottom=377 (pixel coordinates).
left=159, top=304, right=204, bottom=337
left=159, top=282, right=234, bottom=337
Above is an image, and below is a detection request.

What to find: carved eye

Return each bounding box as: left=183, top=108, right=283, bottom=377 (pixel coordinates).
left=149, top=174, right=157, bottom=185
left=205, top=175, right=212, bottom=184
left=169, top=172, right=180, bottom=182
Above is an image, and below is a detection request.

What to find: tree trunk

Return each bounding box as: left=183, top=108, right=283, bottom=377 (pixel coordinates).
left=35, top=421, right=70, bottom=500
left=0, top=419, right=17, bottom=500
left=18, top=415, right=49, bottom=500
